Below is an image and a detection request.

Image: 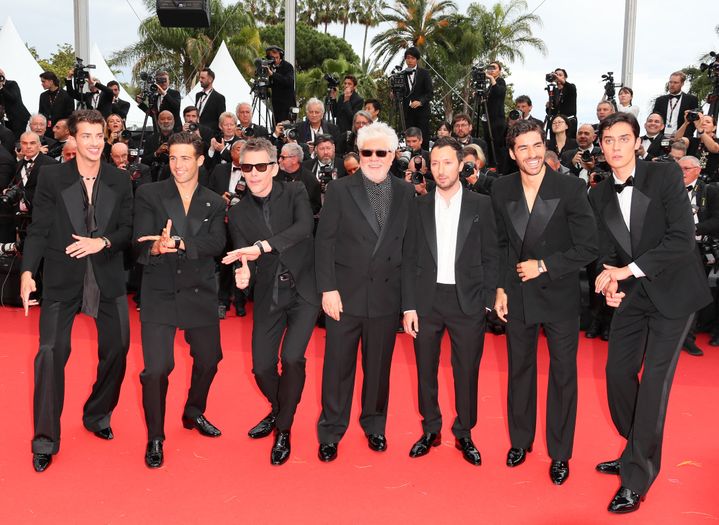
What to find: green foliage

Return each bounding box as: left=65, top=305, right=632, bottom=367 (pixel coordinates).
left=259, top=23, right=359, bottom=72
left=30, top=43, right=76, bottom=80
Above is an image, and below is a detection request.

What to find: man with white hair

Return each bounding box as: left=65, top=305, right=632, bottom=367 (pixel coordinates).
left=297, top=98, right=341, bottom=147
left=12, top=131, right=58, bottom=209
left=235, top=102, right=269, bottom=140
left=315, top=121, right=415, bottom=462
left=27, top=114, right=56, bottom=153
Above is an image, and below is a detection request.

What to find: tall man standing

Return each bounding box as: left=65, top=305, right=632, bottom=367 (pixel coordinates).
left=134, top=132, right=226, bottom=468
left=315, top=122, right=414, bottom=462
left=590, top=112, right=711, bottom=513
left=20, top=109, right=133, bottom=473
left=195, top=68, right=226, bottom=130
left=652, top=71, right=699, bottom=137
left=266, top=45, right=296, bottom=124
left=402, top=47, right=433, bottom=150
left=402, top=137, right=499, bottom=465
left=223, top=138, right=320, bottom=465
left=38, top=71, right=75, bottom=139
left=492, top=119, right=598, bottom=485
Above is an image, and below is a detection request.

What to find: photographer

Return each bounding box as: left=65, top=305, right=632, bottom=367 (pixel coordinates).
left=461, top=144, right=496, bottom=195
left=107, top=81, right=130, bottom=121
left=102, top=114, right=129, bottom=161
left=391, top=127, right=428, bottom=179
left=182, top=105, right=213, bottom=152
left=595, top=101, right=615, bottom=126
left=402, top=47, right=433, bottom=150
left=0, top=69, right=31, bottom=139
left=481, top=62, right=507, bottom=172
left=140, top=110, right=175, bottom=181
left=265, top=45, right=297, bottom=124
left=560, top=124, right=600, bottom=183
left=616, top=86, right=639, bottom=119
left=110, top=142, right=151, bottom=191
left=235, top=102, right=269, bottom=140
left=514, top=95, right=544, bottom=128
left=303, top=134, right=346, bottom=192
left=61, top=137, right=77, bottom=163
left=341, top=110, right=372, bottom=155
left=547, top=68, right=577, bottom=136
left=343, top=152, right=360, bottom=176
left=451, top=113, right=488, bottom=153
left=65, top=70, right=114, bottom=117
left=47, top=119, right=71, bottom=161
left=335, top=75, right=364, bottom=135
left=547, top=115, right=577, bottom=157
left=10, top=131, right=58, bottom=211
left=195, top=68, right=226, bottom=130
left=652, top=71, right=698, bottom=137
left=38, top=72, right=74, bottom=138
left=136, top=71, right=182, bottom=132
left=297, top=98, right=341, bottom=146
left=675, top=113, right=719, bottom=182
left=638, top=113, right=666, bottom=161
left=402, top=152, right=430, bottom=196
left=28, top=114, right=56, bottom=154
left=0, top=105, right=16, bottom=156
left=278, top=142, right=321, bottom=216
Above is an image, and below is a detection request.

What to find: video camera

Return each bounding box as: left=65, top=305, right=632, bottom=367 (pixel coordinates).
left=602, top=71, right=621, bottom=101
left=138, top=71, right=160, bottom=107
left=324, top=73, right=340, bottom=89
left=700, top=52, right=719, bottom=78
left=471, top=65, right=491, bottom=99
left=72, top=57, right=96, bottom=89
left=389, top=65, right=408, bottom=97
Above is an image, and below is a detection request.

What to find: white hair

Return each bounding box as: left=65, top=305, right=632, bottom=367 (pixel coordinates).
left=235, top=102, right=251, bottom=113
left=218, top=111, right=237, bottom=125
left=679, top=155, right=701, bottom=168
left=356, top=121, right=399, bottom=152
left=28, top=113, right=47, bottom=126
left=305, top=97, right=324, bottom=113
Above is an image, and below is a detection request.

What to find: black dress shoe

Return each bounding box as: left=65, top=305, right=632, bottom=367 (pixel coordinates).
left=367, top=434, right=387, bottom=452
left=608, top=486, right=644, bottom=513
left=409, top=432, right=441, bottom=458
left=248, top=413, right=276, bottom=439
left=506, top=445, right=532, bottom=467
left=218, top=304, right=227, bottom=320
left=595, top=458, right=621, bottom=475
left=33, top=453, right=52, bottom=473
left=145, top=440, right=163, bottom=468
left=585, top=319, right=600, bottom=339
left=682, top=340, right=704, bottom=356
left=182, top=414, right=221, bottom=437
left=235, top=304, right=246, bottom=317
left=271, top=431, right=291, bottom=465
left=600, top=326, right=611, bottom=341
left=93, top=427, right=114, bottom=440
left=709, top=335, right=719, bottom=347
left=455, top=437, right=481, bottom=466
left=550, top=460, right=569, bottom=485
left=318, top=442, right=338, bottom=462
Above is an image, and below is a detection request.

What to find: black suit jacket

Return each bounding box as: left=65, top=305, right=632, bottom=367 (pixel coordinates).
left=14, top=153, right=59, bottom=208
left=38, top=89, right=75, bottom=137
left=0, top=80, right=31, bottom=138
left=65, top=80, right=114, bottom=117
left=0, top=145, right=16, bottom=189
left=0, top=123, right=16, bottom=156
left=402, top=188, right=499, bottom=316
left=491, top=168, right=598, bottom=324
left=652, top=92, right=699, bottom=136
left=315, top=171, right=414, bottom=317
left=21, top=160, right=133, bottom=300
left=335, top=91, right=364, bottom=134
left=112, top=98, right=131, bottom=120
left=303, top=156, right=347, bottom=181
left=134, top=178, right=227, bottom=328
left=404, top=68, right=433, bottom=110
left=589, top=160, right=711, bottom=318
left=195, top=89, right=226, bottom=130
left=278, top=167, right=321, bottom=216
left=560, top=146, right=601, bottom=175
left=641, top=132, right=665, bottom=161
left=695, top=180, right=719, bottom=237
left=228, top=180, right=319, bottom=308
left=297, top=120, right=341, bottom=146
left=553, top=82, right=577, bottom=117
left=269, top=60, right=297, bottom=122
left=208, top=163, right=238, bottom=197
left=138, top=88, right=182, bottom=132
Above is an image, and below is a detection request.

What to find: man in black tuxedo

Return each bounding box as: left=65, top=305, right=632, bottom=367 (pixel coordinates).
left=47, top=119, right=71, bottom=161
left=401, top=47, right=433, bottom=150
left=402, top=137, right=499, bottom=465
left=482, top=62, right=507, bottom=171
left=0, top=141, right=14, bottom=190
left=107, top=81, right=130, bottom=121
left=38, top=71, right=75, bottom=139
left=589, top=112, right=712, bottom=513
left=492, top=119, right=598, bottom=485
left=195, top=68, right=226, bottom=130
left=0, top=69, right=31, bottom=139
left=266, top=45, right=297, bottom=124
left=136, top=71, right=182, bottom=132
left=223, top=137, right=320, bottom=465
left=335, top=75, right=364, bottom=135
left=302, top=134, right=346, bottom=183
left=20, top=110, right=133, bottom=473
left=315, top=121, right=414, bottom=462
left=181, top=105, right=214, bottom=152
left=65, top=71, right=114, bottom=117
left=0, top=106, right=17, bottom=156
left=235, top=102, right=269, bottom=140
left=297, top=98, right=341, bottom=146
left=652, top=71, right=699, bottom=138
left=638, top=113, right=666, bottom=161
left=278, top=142, right=321, bottom=216
left=134, top=132, right=226, bottom=469
left=13, top=131, right=59, bottom=211
left=515, top=95, right=545, bottom=129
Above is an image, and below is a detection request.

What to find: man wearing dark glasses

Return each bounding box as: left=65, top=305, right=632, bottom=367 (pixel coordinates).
left=223, top=137, right=319, bottom=465
left=316, top=122, right=415, bottom=462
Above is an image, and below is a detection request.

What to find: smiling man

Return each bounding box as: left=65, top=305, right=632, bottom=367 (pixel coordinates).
left=20, top=109, right=133, bottom=473
left=491, top=119, right=597, bottom=486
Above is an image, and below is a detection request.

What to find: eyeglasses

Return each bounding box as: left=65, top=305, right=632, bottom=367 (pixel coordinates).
left=359, top=149, right=391, bottom=158
left=239, top=162, right=276, bottom=173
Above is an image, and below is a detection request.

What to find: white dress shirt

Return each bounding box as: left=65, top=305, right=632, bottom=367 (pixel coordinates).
left=611, top=169, right=645, bottom=277
left=664, top=94, right=682, bottom=136
left=435, top=187, right=463, bottom=284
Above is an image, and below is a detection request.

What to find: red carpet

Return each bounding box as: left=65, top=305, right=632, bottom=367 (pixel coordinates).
left=1, top=300, right=718, bottom=524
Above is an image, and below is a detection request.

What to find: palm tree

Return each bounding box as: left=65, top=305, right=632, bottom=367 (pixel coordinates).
left=355, top=0, right=385, bottom=65
left=370, top=0, right=457, bottom=70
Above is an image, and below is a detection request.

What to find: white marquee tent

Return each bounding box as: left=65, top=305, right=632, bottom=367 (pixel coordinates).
left=0, top=17, right=44, bottom=115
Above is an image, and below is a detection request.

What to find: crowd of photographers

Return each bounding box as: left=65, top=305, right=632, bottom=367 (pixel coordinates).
left=1, top=47, right=718, bottom=351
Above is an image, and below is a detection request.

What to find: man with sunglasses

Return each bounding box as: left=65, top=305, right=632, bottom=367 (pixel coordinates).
left=222, top=137, right=319, bottom=465
left=136, top=71, right=182, bottom=132
left=315, top=122, right=415, bottom=462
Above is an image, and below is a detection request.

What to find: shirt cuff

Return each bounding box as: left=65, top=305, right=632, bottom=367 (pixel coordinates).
left=403, top=309, right=417, bottom=315
left=628, top=262, right=645, bottom=278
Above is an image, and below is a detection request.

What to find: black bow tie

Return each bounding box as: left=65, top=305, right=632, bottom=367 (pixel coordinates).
left=232, top=166, right=242, bottom=173
left=407, top=69, right=415, bottom=76
left=687, top=185, right=694, bottom=192
left=669, top=94, right=681, bottom=100
left=614, top=176, right=634, bottom=193
left=640, top=135, right=650, bottom=141
left=22, top=158, right=34, bottom=168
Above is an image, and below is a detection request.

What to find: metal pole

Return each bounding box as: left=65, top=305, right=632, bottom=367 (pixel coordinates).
left=73, top=0, right=90, bottom=62
left=284, top=0, right=296, bottom=69
left=621, top=0, right=637, bottom=88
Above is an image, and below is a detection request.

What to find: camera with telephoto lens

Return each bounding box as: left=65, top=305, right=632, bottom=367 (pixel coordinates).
left=508, top=109, right=521, bottom=121
left=278, top=121, right=298, bottom=141
left=471, top=65, right=490, bottom=98
left=73, top=58, right=96, bottom=85
left=324, top=73, right=340, bottom=89
left=0, top=183, right=24, bottom=208
left=229, top=178, right=247, bottom=201
left=700, top=236, right=719, bottom=269
left=460, top=161, right=476, bottom=180
left=700, top=52, right=719, bottom=77
left=318, top=164, right=336, bottom=185
left=0, top=74, right=5, bottom=83
left=686, top=110, right=701, bottom=123
left=125, top=163, right=143, bottom=181
left=410, top=156, right=425, bottom=185
left=580, top=150, right=594, bottom=163
left=238, top=125, right=255, bottom=137
left=187, top=122, right=198, bottom=132
left=545, top=72, right=557, bottom=83
left=139, top=71, right=159, bottom=107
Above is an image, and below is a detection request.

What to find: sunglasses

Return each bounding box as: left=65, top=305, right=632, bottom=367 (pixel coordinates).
left=239, top=162, right=276, bottom=173
left=359, top=149, right=391, bottom=158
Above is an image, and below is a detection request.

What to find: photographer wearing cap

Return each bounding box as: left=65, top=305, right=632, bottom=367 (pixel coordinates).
left=265, top=45, right=297, bottom=124
left=0, top=68, right=31, bottom=139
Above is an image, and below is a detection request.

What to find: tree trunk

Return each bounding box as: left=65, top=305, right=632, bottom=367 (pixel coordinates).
left=362, top=25, right=369, bottom=64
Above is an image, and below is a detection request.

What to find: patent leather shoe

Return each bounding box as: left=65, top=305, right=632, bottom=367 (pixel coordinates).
left=585, top=319, right=600, bottom=339
left=455, top=437, right=481, bottom=466
left=600, top=325, right=611, bottom=341
left=596, top=458, right=621, bottom=475
left=248, top=413, right=276, bottom=439
left=145, top=440, right=163, bottom=468
left=682, top=340, right=704, bottom=356
left=270, top=431, right=291, bottom=465
left=550, top=460, right=569, bottom=485
left=409, top=432, right=441, bottom=458
left=235, top=304, right=246, bottom=317
left=33, top=453, right=52, bottom=473
left=608, top=486, right=644, bottom=514
left=318, top=442, right=338, bottom=462
left=709, top=334, right=719, bottom=346
left=506, top=445, right=532, bottom=467
left=367, top=434, right=387, bottom=452
left=93, top=427, right=114, bottom=440
left=182, top=414, right=221, bottom=437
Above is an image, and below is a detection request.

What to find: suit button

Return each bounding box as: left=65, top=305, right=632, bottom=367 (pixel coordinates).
left=194, top=288, right=199, bottom=293
left=369, top=277, right=374, bottom=282
left=177, top=269, right=182, bottom=274
left=176, top=289, right=181, bottom=293
left=387, top=257, right=391, bottom=261
left=384, top=278, right=389, bottom=283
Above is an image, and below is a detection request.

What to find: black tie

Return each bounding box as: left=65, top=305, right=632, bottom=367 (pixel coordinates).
left=640, top=135, right=649, bottom=141
left=614, top=176, right=634, bottom=194
left=687, top=185, right=694, bottom=193
left=669, top=94, right=680, bottom=100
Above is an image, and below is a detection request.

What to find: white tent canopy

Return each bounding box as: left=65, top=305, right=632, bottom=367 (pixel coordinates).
left=0, top=17, right=44, bottom=115
left=181, top=41, right=271, bottom=128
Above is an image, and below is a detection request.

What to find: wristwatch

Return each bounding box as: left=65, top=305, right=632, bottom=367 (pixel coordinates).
left=254, top=240, right=266, bottom=254
left=171, top=235, right=182, bottom=250
left=537, top=260, right=546, bottom=274
left=101, top=236, right=111, bottom=249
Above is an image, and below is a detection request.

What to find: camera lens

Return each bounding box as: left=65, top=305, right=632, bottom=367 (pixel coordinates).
left=508, top=109, right=521, bottom=120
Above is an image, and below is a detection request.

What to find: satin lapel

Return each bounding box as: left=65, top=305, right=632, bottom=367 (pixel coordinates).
left=630, top=164, right=651, bottom=255
left=160, top=180, right=188, bottom=237
left=455, top=189, right=474, bottom=264
left=522, top=172, right=560, bottom=256
left=504, top=175, right=529, bottom=245
left=94, top=165, right=117, bottom=236
left=373, top=176, right=405, bottom=257
left=348, top=173, right=380, bottom=237
left=60, top=178, right=87, bottom=236
left=187, top=186, right=216, bottom=237
left=601, top=184, right=632, bottom=257
left=420, top=195, right=437, bottom=266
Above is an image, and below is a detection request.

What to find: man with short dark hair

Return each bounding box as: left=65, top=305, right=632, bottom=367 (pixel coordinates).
left=364, top=99, right=381, bottom=122
left=47, top=119, right=71, bottom=161
left=65, top=71, right=114, bottom=117
left=590, top=112, right=711, bottom=513
left=402, top=47, right=433, bottom=150
left=136, top=71, right=182, bottom=132
left=20, top=109, right=133, bottom=473
left=134, top=131, right=226, bottom=469
left=195, top=68, right=226, bottom=130
left=265, top=45, right=297, bottom=124
left=107, top=81, right=130, bottom=120
left=38, top=71, right=74, bottom=138
left=451, top=113, right=488, bottom=153
left=335, top=75, right=364, bottom=135
left=515, top=95, right=544, bottom=128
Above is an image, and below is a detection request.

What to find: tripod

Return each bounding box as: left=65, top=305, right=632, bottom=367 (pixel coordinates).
left=474, top=91, right=497, bottom=169
left=251, top=80, right=273, bottom=129
left=324, top=87, right=337, bottom=124
left=543, top=82, right=558, bottom=140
